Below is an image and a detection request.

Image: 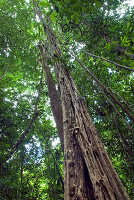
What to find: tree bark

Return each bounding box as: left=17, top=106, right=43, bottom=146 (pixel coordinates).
left=42, top=51, right=64, bottom=152
left=35, top=7, right=130, bottom=200
left=58, top=63, right=129, bottom=199
left=48, top=32, right=129, bottom=199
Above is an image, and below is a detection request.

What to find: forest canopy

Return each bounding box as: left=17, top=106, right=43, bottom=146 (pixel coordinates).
left=0, top=0, right=134, bottom=199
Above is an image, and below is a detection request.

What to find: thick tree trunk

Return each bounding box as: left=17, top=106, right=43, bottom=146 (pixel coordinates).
left=36, top=9, right=130, bottom=200
left=48, top=39, right=129, bottom=199
left=39, top=46, right=91, bottom=198
left=58, top=65, right=129, bottom=199
left=53, top=42, right=130, bottom=200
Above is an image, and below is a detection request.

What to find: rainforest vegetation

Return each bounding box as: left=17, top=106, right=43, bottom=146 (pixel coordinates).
left=0, top=0, right=134, bottom=199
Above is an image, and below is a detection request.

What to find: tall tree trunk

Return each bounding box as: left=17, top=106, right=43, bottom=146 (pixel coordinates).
left=58, top=64, right=129, bottom=199
left=41, top=49, right=64, bottom=152
left=36, top=8, right=130, bottom=200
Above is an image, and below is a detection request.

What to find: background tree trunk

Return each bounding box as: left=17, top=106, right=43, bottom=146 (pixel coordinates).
left=41, top=50, right=64, bottom=152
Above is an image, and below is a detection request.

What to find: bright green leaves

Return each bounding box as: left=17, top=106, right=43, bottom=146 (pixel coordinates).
left=121, top=35, right=131, bottom=47
left=51, top=10, right=57, bottom=23
left=39, top=0, right=51, bottom=15
left=0, top=0, right=38, bottom=82
left=38, top=0, right=59, bottom=22
left=39, top=0, right=50, bottom=7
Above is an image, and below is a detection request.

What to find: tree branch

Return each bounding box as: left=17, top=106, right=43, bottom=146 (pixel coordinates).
left=72, top=53, right=134, bottom=121
left=81, top=50, right=134, bottom=72
left=112, top=91, right=134, bottom=114
left=103, top=93, right=134, bottom=134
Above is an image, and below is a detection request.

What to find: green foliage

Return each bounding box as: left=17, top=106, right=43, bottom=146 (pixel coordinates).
left=0, top=0, right=134, bottom=199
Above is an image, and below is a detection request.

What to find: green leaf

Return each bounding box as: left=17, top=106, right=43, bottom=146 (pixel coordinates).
left=51, top=11, right=57, bottom=23
left=39, top=1, right=50, bottom=8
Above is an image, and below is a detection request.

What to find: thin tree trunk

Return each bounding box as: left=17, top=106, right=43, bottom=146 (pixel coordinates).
left=35, top=7, right=130, bottom=200
left=40, top=47, right=64, bottom=152
left=60, top=43, right=134, bottom=121
left=113, top=91, right=134, bottom=113
left=103, top=93, right=134, bottom=133
left=5, top=112, right=38, bottom=162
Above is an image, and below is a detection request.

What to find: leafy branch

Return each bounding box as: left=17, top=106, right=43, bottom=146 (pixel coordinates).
left=80, top=50, right=134, bottom=72
left=68, top=49, right=134, bottom=122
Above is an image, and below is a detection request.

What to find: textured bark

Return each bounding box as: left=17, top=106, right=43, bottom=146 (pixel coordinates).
left=58, top=66, right=129, bottom=200
left=39, top=17, right=93, bottom=200
left=36, top=8, right=130, bottom=200
left=42, top=52, right=64, bottom=152
left=48, top=37, right=129, bottom=199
